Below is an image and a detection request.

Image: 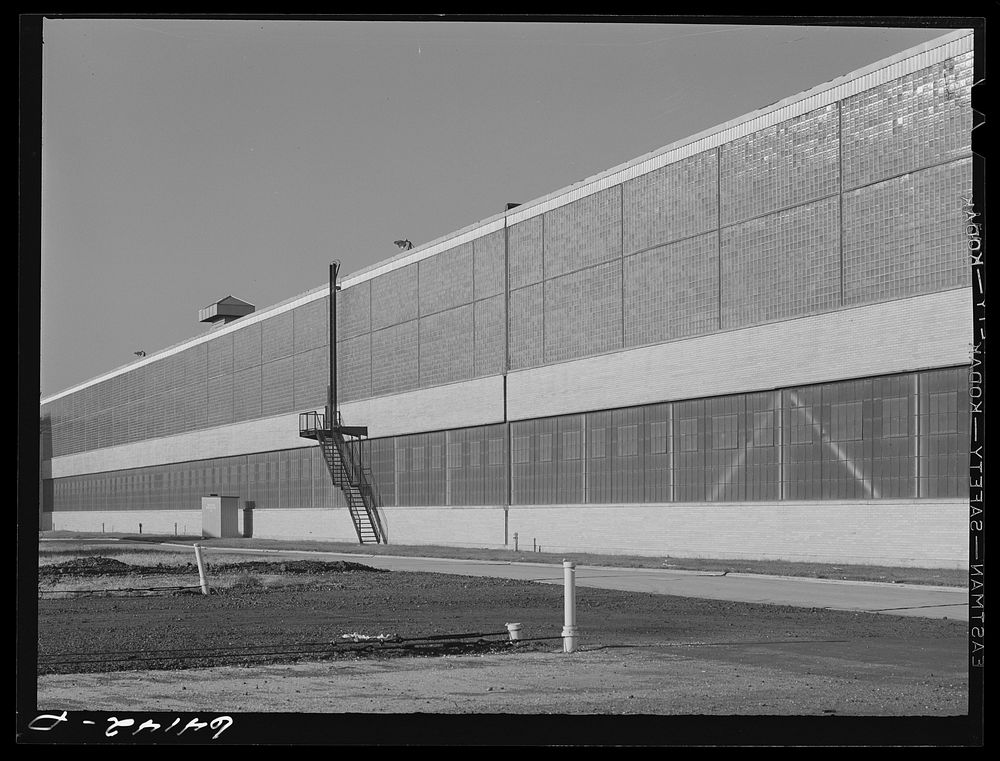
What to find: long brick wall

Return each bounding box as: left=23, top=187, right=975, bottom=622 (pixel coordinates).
left=45, top=500, right=967, bottom=569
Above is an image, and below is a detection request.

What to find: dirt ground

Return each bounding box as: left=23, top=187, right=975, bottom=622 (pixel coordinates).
left=34, top=554, right=970, bottom=724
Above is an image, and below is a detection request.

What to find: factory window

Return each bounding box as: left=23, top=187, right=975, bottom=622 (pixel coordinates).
left=882, top=396, right=909, bottom=438
left=829, top=401, right=863, bottom=441
left=787, top=400, right=814, bottom=444
left=751, top=410, right=774, bottom=447
left=488, top=438, right=504, bottom=466
left=562, top=431, right=581, bottom=460
left=617, top=424, right=638, bottom=457
left=430, top=445, right=442, bottom=470
left=649, top=420, right=668, bottom=454
left=447, top=442, right=462, bottom=469
left=590, top=427, right=606, bottom=458
left=538, top=433, right=553, bottom=462
left=678, top=418, right=698, bottom=452
left=513, top=436, right=531, bottom=464
left=469, top=440, right=481, bottom=469
left=928, top=392, right=958, bottom=434
left=711, top=415, right=738, bottom=450
left=412, top=446, right=424, bottom=471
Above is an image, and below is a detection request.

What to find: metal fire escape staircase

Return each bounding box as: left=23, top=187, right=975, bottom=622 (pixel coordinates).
left=299, top=411, right=387, bottom=545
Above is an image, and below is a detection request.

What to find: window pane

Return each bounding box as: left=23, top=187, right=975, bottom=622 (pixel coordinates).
left=538, top=433, right=553, bottom=462
left=751, top=410, right=774, bottom=447
left=590, top=427, right=606, bottom=458
left=882, top=396, right=908, bottom=437
left=830, top=401, right=863, bottom=441
left=618, top=424, right=638, bottom=457
left=562, top=430, right=581, bottom=460
left=711, top=415, right=738, bottom=450
left=447, top=442, right=462, bottom=468
left=513, top=435, right=531, bottom=464
left=488, top=438, right=504, bottom=466
left=678, top=418, right=698, bottom=452
left=650, top=420, right=668, bottom=454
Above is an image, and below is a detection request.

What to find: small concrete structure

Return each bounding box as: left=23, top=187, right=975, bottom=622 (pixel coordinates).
left=201, top=495, right=240, bottom=538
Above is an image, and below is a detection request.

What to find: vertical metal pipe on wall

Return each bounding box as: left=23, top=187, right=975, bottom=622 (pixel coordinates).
left=912, top=373, right=921, bottom=498
left=503, top=206, right=513, bottom=541
left=328, top=260, right=340, bottom=427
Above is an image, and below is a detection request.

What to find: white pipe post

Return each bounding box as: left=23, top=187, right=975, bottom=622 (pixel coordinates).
left=562, top=560, right=578, bottom=653
left=193, top=543, right=210, bottom=596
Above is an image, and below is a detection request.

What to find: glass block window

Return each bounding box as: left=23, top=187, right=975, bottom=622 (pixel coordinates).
left=544, top=261, right=623, bottom=364
left=543, top=185, right=623, bottom=279
left=720, top=197, right=840, bottom=329
left=721, top=103, right=839, bottom=226
left=624, top=232, right=720, bottom=348
left=843, top=158, right=972, bottom=305
left=508, top=284, right=544, bottom=370
left=842, top=52, right=974, bottom=189
left=623, top=149, right=718, bottom=254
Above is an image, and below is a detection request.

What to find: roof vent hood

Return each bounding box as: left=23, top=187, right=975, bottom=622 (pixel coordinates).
left=199, top=295, right=255, bottom=328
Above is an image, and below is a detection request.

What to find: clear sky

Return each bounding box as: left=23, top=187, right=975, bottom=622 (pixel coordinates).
left=39, top=17, right=954, bottom=398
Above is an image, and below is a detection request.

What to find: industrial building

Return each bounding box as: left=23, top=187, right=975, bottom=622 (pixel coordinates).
left=39, top=30, right=975, bottom=568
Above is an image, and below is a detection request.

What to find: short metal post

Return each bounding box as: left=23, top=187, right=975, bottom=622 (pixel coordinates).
left=562, top=560, right=578, bottom=653
left=138, top=523, right=142, bottom=535
left=193, top=543, right=210, bottom=596
left=533, top=537, right=536, bottom=552
left=513, top=532, right=518, bottom=552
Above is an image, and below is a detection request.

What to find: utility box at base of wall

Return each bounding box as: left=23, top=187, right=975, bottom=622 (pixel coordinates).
left=201, top=495, right=240, bottom=539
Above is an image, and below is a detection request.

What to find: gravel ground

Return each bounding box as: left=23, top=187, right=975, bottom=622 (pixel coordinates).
left=34, top=555, right=969, bottom=724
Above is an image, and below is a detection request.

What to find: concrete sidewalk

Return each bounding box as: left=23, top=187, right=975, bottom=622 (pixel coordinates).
left=167, top=543, right=970, bottom=622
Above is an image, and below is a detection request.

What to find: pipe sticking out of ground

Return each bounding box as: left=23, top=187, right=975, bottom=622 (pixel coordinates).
left=562, top=560, right=578, bottom=653
left=193, top=543, right=210, bottom=595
